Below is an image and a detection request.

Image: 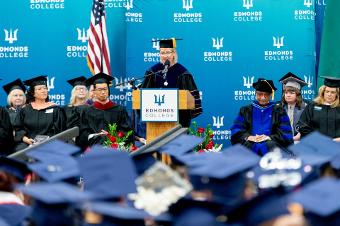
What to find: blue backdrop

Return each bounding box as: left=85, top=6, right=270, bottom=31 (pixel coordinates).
left=0, top=0, right=326, bottom=147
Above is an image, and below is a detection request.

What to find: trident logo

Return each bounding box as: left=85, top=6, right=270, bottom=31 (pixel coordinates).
left=243, top=0, right=253, bottom=9
left=212, top=37, right=224, bottom=50
left=273, top=36, right=284, bottom=49
left=213, top=116, right=224, bottom=129
left=303, top=0, right=313, bottom=8
left=114, top=77, right=132, bottom=92
left=152, top=38, right=160, bottom=50
left=4, top=29, right=18, bottom=44
left=304, top=75, right=313, bottom=88
left=77, top=28, right=89, bottom=43
left=125, top=0, right=133, bottom=10
left=182, top=0, right=193, bottom=11
left=47, top=77, right=55, bottom=91
left=154, top=94, right=165, bottom=106
left=243, top=76, right=254, bottom=89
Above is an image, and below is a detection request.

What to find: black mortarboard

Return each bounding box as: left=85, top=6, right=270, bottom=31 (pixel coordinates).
left=67, top=76, right=87, bottom=87
left=159, top=39, right=177, bottom=48
left=23, top=75, right=47, bottom=87
left=78, top=146, right=137, bottom=199
left=321, top=76, right=340, bottom=88
left=289, top=178, right=340, bottom=226
left=85, top=72, right=113, bottom=87
left=2, top=79, right=26, bottom=95
left=0, top=156, right=30, bottom=181
left=252, top=78, right=277, bottom=93
left=279, top=72, right=307, bottom=90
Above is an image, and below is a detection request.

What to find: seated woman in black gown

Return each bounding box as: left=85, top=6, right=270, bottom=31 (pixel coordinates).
left=64, top=76, right=89, bottom=129
left=2, top=79, right=26, bottom=125
left=298, top=76, right=340, bottom=142
left=13, top=76, right=67, bottom=150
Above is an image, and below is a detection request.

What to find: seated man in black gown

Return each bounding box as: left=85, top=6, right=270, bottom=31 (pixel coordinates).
left=140, top=38, right=202, bottom=128
left=79, top=73, right=133, bottom=148
left=230, top=78, right=293, bottom=156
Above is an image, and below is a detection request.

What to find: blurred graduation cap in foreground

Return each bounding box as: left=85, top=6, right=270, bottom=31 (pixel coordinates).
left=289, top=177, right=340, bottom=226
left=78, top=146, right=137, bottom=200
left=0, top=156, right=30, bottom=181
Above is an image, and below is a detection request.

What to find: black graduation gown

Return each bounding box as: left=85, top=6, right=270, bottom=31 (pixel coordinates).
left=0, top=107, right=14, bottom=155
left=13, top=104, right=67, bottom=150
left=140, top=62, right=202, bottom=127
left=63, top=105, right=89, bottom=129
left=78, top=101, right=133, bottom=148
left=298, top=103, right=340, bottom=138
left=230, top=103, right=293, bottom=155
left=5, top=107, right=21, bottom=126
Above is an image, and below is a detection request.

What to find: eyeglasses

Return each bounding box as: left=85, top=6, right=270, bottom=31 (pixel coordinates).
left=160, top=50, right=174, bottom=56
left=95, top=88, right=108, bottom=92
left=75, top=87, right=86, bottom=91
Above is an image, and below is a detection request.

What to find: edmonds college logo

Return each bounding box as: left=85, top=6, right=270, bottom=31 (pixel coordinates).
left=264, top=35, right=293, bottom=61
left=294, top=0, right=315, bottom=20
left=66, top=27, right=88, bottom=58
left=212, top=116, right=230, bottom=140
left=203, top=37, right=232, bottom=62
left=125, top=0, right=143, bottom=23
left=143, top=38, right=160, bottom=63
left=243, top=76, right=254, bottom=89
left=1, top=28, right=29, bottom=58
left=234, top=76, right=256, bottom=101
left=154, top=94, right=165, bottom=106
left=234, top=0, right=262, bottom=22
left=174, top=0, right=202, bottom=23
left=30, top=0, right=65, bottom=10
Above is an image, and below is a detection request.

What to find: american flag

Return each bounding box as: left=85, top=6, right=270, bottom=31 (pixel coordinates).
left=87, top=0, right=111, bottom=75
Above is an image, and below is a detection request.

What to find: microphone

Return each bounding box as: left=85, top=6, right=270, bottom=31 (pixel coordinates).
left=162, top=59, right=170, bottom=74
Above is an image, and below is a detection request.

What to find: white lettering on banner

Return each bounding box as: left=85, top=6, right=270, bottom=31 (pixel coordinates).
left=173, top=1, right=203, bottom=23
left=293, top=0, right=315, bottom=20
left=233, top=0, right=262, bottom=22
left=65, top=28, right=88, bottom=58
left=203, top=37, right=232, bottom=63
left=264, top=35, right=294, bottom=61
left=301, top=75, right=315, bottom=100
left=211, top=116, right=231, bottom=140
left=233, top=76, right=257, bottom=101
left=30, top=0, right=65, bottom=10
left=125, top=0, right=143, bottom=23
left=0, top=29, right=29, bottom=58
left=49, top=94, right=65, bottom=106
left=143, top=38, right=161, bottom=62
left=104, top=0, right=132, bottom=9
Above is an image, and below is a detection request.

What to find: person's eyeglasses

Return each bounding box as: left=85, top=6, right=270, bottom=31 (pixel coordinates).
left=75, top=87, right=86, bottom=91
left=95, top=88, right=108, bottom=92
left=160, top=50, right=174, bottom=56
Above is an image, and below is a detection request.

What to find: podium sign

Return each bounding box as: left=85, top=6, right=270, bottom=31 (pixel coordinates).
left=141, top=89, right=178, bottom=122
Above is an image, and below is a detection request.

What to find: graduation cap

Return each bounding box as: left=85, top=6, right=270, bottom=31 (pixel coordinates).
left=252, top=78, right=277, bottom=93
left=67, top=76, right=87, bottom=87
left=81, top=201, right=172, bottom=226
left=27, top=140, right=81, bottom=158
left=131, top=134, right=204, bottom=175
left=27, top=155, right=80, bottom=183
left=289, top=178, right=340, bottom=226
left=77, top=146, right=137, bottom=199
left=279, top=72, right=307, bottom=90
left=17, top=182, right=94, bottom=226
left=227, top=186, right=289, bottom=226
left=0, top=156, right=30, bottom=181
left=2, top=78, right=26, bottom=95
left=321, top=76, right=340, bottom=88
left=169, top=197, right=226, bottom=226
left=85, top=72, right=113, bottom=87
left=152, top=38, right=182, bottom=48
left=288, top=132, right=340, bottom=167
left=0, top=204, right=31, bottom=226
left=23, top=75, right=47, bottom=87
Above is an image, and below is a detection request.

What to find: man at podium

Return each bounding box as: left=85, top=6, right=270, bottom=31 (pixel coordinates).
left=140, top=38, right=202, bottom=127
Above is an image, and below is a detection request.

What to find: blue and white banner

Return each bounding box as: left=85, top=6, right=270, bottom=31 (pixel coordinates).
left=0, top=0, right=319, bottom=147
